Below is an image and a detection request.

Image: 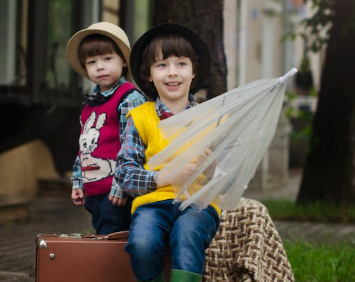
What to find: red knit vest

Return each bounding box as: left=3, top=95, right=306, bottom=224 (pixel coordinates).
left=79, top=82, right=136, bottom=196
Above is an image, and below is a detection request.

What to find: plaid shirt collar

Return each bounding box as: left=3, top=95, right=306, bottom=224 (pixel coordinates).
left=91, top=77, right=126, bottom=97
left=155, top=94, right=196, bottom=120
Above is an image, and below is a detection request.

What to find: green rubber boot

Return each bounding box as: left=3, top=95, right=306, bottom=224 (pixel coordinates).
left=170, top=269, right=202, bottom=282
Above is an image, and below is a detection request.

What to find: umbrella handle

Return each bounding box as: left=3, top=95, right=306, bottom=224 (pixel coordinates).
left=279, top=68, right=298, bottom=84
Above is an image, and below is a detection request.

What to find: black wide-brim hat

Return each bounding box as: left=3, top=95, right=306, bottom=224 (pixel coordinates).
left=130, top=23, right=211, bottom=100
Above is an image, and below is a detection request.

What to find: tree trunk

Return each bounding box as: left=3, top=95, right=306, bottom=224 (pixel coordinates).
left=297, top=0, right=355, bottom=205
left=153, top=0, right=227, bottom=99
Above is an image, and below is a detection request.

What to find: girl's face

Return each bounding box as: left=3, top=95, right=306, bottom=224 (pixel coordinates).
left=85, top=52, right=126, bottom=92
left=149, top=52, right=195, bottom=110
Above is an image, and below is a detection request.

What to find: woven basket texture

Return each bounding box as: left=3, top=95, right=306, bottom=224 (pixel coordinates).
left=203, top=198, right=295, bottom=282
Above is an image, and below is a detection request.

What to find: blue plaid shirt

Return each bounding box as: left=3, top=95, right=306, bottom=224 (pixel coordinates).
left=71, top=77, right=145, bottom=190
left=111, top=94, right=196, bottom=198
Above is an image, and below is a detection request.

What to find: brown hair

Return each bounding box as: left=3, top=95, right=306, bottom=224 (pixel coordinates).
left=139, top=33, right=200, bottom=93
left=79, top=34, right=127, bottom=77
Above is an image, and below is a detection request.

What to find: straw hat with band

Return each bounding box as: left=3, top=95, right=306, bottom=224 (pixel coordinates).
left=130, top=23, right=211, bottom=100
left=66, top=22, right=132, bottom=80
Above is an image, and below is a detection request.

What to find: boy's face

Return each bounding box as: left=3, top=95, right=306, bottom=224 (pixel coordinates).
left=85, top=52, right=126, bottom=92
left=149, top=53, right=195, bottom=108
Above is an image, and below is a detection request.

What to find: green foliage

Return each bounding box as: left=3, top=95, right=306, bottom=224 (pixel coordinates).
left=284, top=240, right=355, bottom=282
left=284, top=0, right=355, bottom=55
left=285, top=92, right=315, bottom=144
left=262, top=199, right=355, bottom=223
left=282, top=0, right=334, bottom=54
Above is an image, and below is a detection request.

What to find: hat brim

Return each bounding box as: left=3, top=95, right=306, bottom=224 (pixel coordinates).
left=66, top=24, right=132, bottom=80
left=130, top=23, right=211, bottom=100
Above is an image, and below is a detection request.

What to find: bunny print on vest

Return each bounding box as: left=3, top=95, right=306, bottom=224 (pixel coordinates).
left=79, top=82, right=136, bottom=196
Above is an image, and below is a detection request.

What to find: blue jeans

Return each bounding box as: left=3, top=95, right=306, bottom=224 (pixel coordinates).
left=84, top=194, right=132, bottom=235
left=125, top=200, right=220, bottom=281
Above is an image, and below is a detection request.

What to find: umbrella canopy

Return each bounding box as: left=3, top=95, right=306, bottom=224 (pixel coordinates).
left=148, top=68, right=298, bottom=211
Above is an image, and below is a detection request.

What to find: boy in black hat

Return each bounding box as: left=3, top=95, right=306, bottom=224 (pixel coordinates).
left=110, top=23, right=220, bottom=282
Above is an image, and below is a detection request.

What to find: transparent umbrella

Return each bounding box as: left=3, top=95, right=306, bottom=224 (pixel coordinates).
left=148, top=68, right=298, bottom=211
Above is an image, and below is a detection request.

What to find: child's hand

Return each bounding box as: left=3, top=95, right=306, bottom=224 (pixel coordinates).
left=71, top=188, right=85, bottom=206
left=108, top=195, right=127, bottom=206
left=196, top=148, right=218, bottom=179
left=155, top=163, right=199, bottom=187
left=173, top=163, right=200, bottom=185
left=155, top=148, right=218, bottom=186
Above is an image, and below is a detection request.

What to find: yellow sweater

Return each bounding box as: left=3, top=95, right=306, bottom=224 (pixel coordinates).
left=128, top=102, right=220, bottom=216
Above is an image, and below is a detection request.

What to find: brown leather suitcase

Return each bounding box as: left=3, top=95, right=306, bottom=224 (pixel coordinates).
left=35, top=231, right=171, bottom=282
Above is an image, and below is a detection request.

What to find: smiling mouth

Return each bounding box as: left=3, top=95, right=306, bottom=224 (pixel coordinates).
left=165, top=82, right=181, bottom=87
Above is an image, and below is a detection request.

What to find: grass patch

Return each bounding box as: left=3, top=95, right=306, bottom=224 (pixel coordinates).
left=284, top=240, right=355, bottom=282
left=261, top=199, right=355, bottom=223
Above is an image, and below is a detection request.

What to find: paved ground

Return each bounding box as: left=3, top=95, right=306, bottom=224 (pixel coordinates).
left=243, top=169, right=300, bottom=202
left=0, top=170, right=354, bottom=282
left=0, top=196, right=94, bottom=282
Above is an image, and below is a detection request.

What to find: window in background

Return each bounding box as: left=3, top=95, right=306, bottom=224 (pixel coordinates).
left=45, top=0, right=76, bottom=89
left=0, top=0, right=28, bottom=86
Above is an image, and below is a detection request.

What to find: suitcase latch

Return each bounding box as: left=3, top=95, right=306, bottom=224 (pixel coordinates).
left=59, top=233, right=82, bottom=238
left=38, top=239, right=47, bottom=249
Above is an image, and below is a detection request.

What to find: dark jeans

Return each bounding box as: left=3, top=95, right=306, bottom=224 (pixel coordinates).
left=84, top=193, right=132, bottom=235
left=125, top=200, right=220, bottom=281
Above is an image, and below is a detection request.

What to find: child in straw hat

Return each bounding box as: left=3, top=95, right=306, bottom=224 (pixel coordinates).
left=111, top=23, right=220, bottom=282
left=66, top=22, right=145, bottom=235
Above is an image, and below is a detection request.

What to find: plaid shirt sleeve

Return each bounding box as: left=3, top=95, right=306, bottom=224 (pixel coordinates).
left=112, top=116, right=157, bottom=198
left=71, top=156, right=83, bottom=189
